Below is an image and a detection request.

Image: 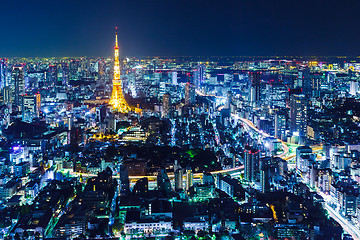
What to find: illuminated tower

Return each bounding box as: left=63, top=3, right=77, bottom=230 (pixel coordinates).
left=109, top=29, right=131, bottom=112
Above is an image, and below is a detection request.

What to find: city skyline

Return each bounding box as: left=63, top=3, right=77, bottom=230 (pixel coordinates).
left=2, top=1, right=360, bottom=239
left=2, top=0, right=360, bottom=57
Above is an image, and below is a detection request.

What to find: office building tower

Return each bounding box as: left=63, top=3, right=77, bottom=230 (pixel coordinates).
left=22, top=94, right=41, bottom=122
left=296, top=146, right=312, bottom=172
left=194, top=64, right=205, bottom=89
left=295, top=68, right=309, bottom=89
left=249, top=71, right=261, bottom=103
left=162, top=93, right=171, bottom=118
left=225, top=91, right=232, bottom=109
left=172, top=71, right=178, bottom=85
left=185, top=166, right=193, bottom=191
left=185, top=82, right=195, bottom=106
left=350, top=80, right=358, bottom=96
left=12, top=66, right=25, bottom=107
left=2, top=86, right=12, bottom=105
left=0, top=59, right=5, bottom=89
left=311, top=72, right=323, bottom=97
left=309, top=162, right=317, bottom=188
left=296, top=68, right=311, bottom=95
left=119, top=165, right=130, bottom=195
left=244, top=146, right=260, bottom=182
left=275, top=110, right=286, bottom=140
left=174, top=168, right=183, bottom=191
left=290, top=94, right=307, bottom=137
left=260, top=157, right=271, bottom=193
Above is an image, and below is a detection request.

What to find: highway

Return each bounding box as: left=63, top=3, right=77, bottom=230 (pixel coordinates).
left=231, top=113, right=290, bottom=158
left=318, top=192, right=360, bottom=240
left=72, top=165, right=244, bottom=181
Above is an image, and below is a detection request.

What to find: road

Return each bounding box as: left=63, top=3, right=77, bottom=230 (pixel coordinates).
left=318, top=192, right=360, bottom=240
left=231, top=114, right=290, bottom=158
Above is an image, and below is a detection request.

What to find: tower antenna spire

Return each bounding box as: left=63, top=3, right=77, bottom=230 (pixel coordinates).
left=115, top=27, right=118, bottom=48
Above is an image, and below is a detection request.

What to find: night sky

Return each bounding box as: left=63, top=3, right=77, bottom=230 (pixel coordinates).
left=1, top=0, right=360, bottom=57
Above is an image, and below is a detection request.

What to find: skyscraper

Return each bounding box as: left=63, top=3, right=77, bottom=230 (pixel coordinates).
left=185, top=166, right=193, bottom=191
left=297, top=68, right=311, bottom=96
left=12, top=66, right=25, bottom=107
left=350, top=80, right=358, bottom=96
left=119, top=165, right=130, bottom=195
left=109, top=29, right=131, bottom=113
left=162, top=93, right=171, bottom=118
left=174, top=168, right=183, bottom=191
left=249, top=71, right=261, bottom=104
left=260, top=157, right=271, bottom=193
left=172, top=71, right=178, bottom=85
left=225, top=91, right=232, bottom=109
left=22, top=93, right=41, bottom=122
left=0, top=59, right=6, bottom=89
left=194, top=64, right=205, bottom=89
left=290, top=94, right=307, bottom=137
left=2, top=86, right=12, bottom=105
left=275, top=110, right=286, bottom=140
left=296, top=146, right=313, bottom=172
left=185, top=82, right=195, bottom=106
left=244, top=146, right=260, bottom=182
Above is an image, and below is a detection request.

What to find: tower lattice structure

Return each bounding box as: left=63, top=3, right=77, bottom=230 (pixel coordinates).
left=109, top=29, right=131, bottom=113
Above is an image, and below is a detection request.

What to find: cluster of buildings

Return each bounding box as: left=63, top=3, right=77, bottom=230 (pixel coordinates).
left=1, top=49, right=360, bottom=239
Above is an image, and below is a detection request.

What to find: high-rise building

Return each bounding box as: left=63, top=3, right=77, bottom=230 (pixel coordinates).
left=119, top=165, right=130, bottom=195
left=275, top=110, right=286, bottom=140
left=109, top=29, right=131, bottom=113
left=290, top=94, right=307, bottom=137
left=162, top=93, right=171, bottom=118
left=244, top=146, right=260, bottom=182
left=185, top=166, right=193, bottom=191
left=172, top=71, right=178, bottom=85
left=311, top=72, right=324, bottom=97
left=350, top=80, right=358, bottom=96
left=194, top=64, right=205, bottom=89
left=296, top=146, right=312, bottom=172
left=249, top=71, right=261, bottom=103
left=22, top=94, right=41, bottom=122
left=174, top=168, right=183, bottom=191
left=0, top=59, right=6, bottom=89
left=260, top=157, right=271, bottom=193
left=185, top=82, right=195, bottom=106
left=2, top=86, right=12, bottom=105
left=12, top=66, right=25, bottom=107
left=225, top=91, right=232, bottom=109
left=296, top=68, right=311, bottom=96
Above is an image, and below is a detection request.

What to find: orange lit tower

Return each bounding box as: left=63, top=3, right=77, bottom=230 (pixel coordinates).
left=109, top=28, right=131, bottom=112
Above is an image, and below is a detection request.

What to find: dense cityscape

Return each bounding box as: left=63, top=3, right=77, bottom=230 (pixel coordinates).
left=3, top=0, right=360, bottom=238
left=1, top=25, right=360, bottom=239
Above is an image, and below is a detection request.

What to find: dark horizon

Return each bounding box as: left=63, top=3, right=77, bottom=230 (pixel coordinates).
left=4, top=56, right=360, bottom=63
left=2, top=0, right=360, bottom=57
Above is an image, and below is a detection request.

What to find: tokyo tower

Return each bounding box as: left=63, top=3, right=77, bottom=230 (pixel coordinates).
left=109, top=28, right=131, bottom=113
